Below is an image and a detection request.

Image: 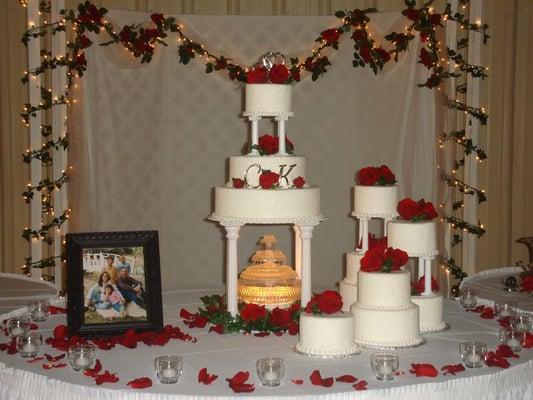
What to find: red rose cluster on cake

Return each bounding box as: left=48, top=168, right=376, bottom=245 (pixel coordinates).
left=256, top=134, right=294, bottom=155
left=360, top=242, right=409, bottom=273
left=397, top=198, right=438, bottom=221
left=304, top=290, right=343, bottom=314
left=247, top=65, right=291, bottom=84
left=356, top=165, right=396, bottom=185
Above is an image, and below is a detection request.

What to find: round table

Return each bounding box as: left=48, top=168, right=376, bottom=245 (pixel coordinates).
left=1, top=289, right=533, bottom=400
left=0, top=273, right=57, bottom=316
left=460, top=267, right=533, bottom=313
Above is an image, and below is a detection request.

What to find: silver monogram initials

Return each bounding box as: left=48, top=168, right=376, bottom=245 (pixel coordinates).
left=243, top=163, right=298, bottom=188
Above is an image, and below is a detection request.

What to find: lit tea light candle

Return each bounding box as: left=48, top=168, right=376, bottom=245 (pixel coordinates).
left=378, top=364, right=394, bottom=375
left=263, top=369, right=279, bottom=382
left=33, top=310, right=46, bottom=319
left=75, top=355, right=92, bottom=369
left=22, top=343, right=37, bottom=354
left=466, top=353, right=481, bottom=364
left=500, top=309, right=511, bottom=318
left=161, top=368, right=179, bottom=379
left=10, top=327, right=25, bottom=337
left=507, top=338, right=521, bottom=349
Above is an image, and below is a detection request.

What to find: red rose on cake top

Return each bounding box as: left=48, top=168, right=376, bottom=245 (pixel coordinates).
left=356, top=165, right=396, bottom=185
left=304, top=290, right=343, bottom=314
left=397, top=198, right=438, bottom=221
left=360, top=244, right=409, bottom=273
left=246, top=64, right=292, bottom=84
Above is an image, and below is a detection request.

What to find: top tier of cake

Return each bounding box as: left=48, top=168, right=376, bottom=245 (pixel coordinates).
left=352, top=185, right=398, bottom=219
left=387, top=220, right=438, bottom=257
left=243, top=84, right=293, bottom=118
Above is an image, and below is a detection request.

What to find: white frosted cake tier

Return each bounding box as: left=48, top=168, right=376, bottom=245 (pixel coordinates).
left=296, top=312, right=360, bottom=357
left=211, top=186, right=323, bottom=224
left=339, top=280, right=357, bottom=313
left=356, top=270, right=412, bottom=308
left=228, top=155, right=306, bottom=189
left=411, top=293, right=447, bottom=333
left=387, top=220, right=439, bottom=257
left=243, top=84, right=293, bottom=117
left=345, top=251, right=364, bottom=284
left=351, top=302, right=423, bottom=348
left=352, top=185, right=399, bottom=219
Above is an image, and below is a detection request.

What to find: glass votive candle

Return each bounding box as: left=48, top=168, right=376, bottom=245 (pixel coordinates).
left=154, top=355, right=183, bottom=384
left=459, top=341, right=487, bottom=368
left=68, top=344, right=96, bottom=371
left=28, top=300, right=49, bottom=322
left=495, top=301, right=517, bottom=318
left=257, top=357, right=285, bottom=387
left=511, top=313, right=531, bottom=332
left=7, top=316, right=32, bottom=338
left=499, top=328, right=525, bottom=352
left=370, top=352, right=399, bottom=381
left=16, top=332, right=42, bottom=358
left=459, top=288, right=478, bottom=308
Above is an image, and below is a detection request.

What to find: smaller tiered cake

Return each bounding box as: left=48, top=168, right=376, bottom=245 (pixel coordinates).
left=388, top=198, right=446, bottom=333
left=351, top=245, right=423, bottom=348
left=339, top=252, right=363, bottom=312
left=296, top=291, right=360, bottom=357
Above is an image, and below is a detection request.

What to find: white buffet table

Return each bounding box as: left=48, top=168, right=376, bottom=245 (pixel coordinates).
left=0, top=273, right=57, bottom=316
left=1, top=288, right=533, bottom=400
left=460, top=267, right=533, bottom=313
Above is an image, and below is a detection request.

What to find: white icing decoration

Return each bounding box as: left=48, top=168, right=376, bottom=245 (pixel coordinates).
left=353, top=185, right=399, bottom=218
left=387, top=220, right=439, bottom=257
left=243, top=84, right=292, bottom=117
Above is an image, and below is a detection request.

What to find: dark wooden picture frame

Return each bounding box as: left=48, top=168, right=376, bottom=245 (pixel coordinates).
left=66, top=231, right=163, bottom=337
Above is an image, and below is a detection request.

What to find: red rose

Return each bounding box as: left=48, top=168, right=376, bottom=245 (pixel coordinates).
left=390, top=248, right=408, bottom=268
left=247, top=66, right=268, bottom=84
left=269, top=307, right=292, bottom=328
left=119, top=26, right=132, bottom=43
left=75, top=53, right=87, bottom=67
left=378, top=165, right=396, bottom=184
left=288, top=320, right=299, bottom=335
left=78, top=35, right=92, bottom=49
left=414, top=275, right=440, bottom=294
left=357, top=167, right=379, bottom=185
left=351, top=9, right=366, bottom=26
left=360, top=247, right=385, bottom=272
left=317, top=290, right=343, bottom=314
left=425, top=74, right=441, bottom=88
left=397, top=198, right=419, bottom=221
left=143, top=29, right=160, bottom=41
left=258, top=134, right=278, bottom=155
left=215, top=58, right=227, bottom=70
left=419, top=47, right=433, bottom=68
left=293, top=176, right=305, bottom=188
left=420, top=32, right=429, bottom=43
left=417, top=199, right=438, bottom=220
left=240, top=303, right=267, bottom=322
left=375, top=47, right=391, bottom=62
left=521, top=275, right=533, bottom=292
left=304, top=295, right=319, bottom=314
left=259, top=171, right=279, bottom=189
left=269, top=64, right=289, bottom=84
left=150, top=13, right=164, bottom=26
left=290, top=67, right=301, bottom=82
left=320, top=28, right=340, bottom=44
left=403, top=8, right=420, bottom=21
left=351, top=29, right=367, bottom=41
left=85, top=5, right=103, bottom=25
left=359, top=45, right=373, bottom=63
left=232, top=178, right=245, bottom=188
left=430, top=14, right=442, bottom=26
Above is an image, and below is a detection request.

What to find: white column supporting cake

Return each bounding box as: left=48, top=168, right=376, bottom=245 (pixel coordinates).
left=298, top=223, right=317, bottom=305
left=222, top=224, right=242, bottom=316
left=249, top=116, right=261, bottom=155
left=359, top=217, right=370, bottom=253
left=275, top=116, right=288, bottom=155
left=418, top=258, right=425, bottom=279
left=293, top=225, right=302, bottom=279
left=423, top=257, right=433, bottom=296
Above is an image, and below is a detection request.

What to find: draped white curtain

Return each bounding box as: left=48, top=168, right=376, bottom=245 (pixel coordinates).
left=68, top=10, right=436, bottom=291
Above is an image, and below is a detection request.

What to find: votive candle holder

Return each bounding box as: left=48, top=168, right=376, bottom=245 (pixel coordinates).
left=16, top=332, right=42, bottom=358
left=459, top=288, right=478, bottom=308
left=459, top=341, right=487, bottom=368
left=154, top=355, right=183, bottom=384
left=510, top=313, right=531, bottom=332
left=370, top=352, right=399, bottom=381
left=495, top=301, right=517, bottom=318
left=7, top=316, right=32, bottom=338
left=499, top=328, right=525, bottom=352
left=28, top=299, right=49, bottom=322
left=68, top=344, right=96, bottom=371
left=257, top=357, right=285, bottom=387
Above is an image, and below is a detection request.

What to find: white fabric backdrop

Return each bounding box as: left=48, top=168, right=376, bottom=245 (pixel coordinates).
left=68, top=10, right=436, bottom=290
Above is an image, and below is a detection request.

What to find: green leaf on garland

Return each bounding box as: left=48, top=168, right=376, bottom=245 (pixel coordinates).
left=334, top=10, right=346, bottom=18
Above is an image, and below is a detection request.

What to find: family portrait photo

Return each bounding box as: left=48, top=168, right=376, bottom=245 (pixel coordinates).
left=83, top=247, right=147, bottom=324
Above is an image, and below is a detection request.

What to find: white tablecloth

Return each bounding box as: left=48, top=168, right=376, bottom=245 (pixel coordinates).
left=460, top=267, right=533, bottom=313
left=1, top=289, right=533, bottom=400
left=0, top=274, right=57, bottom=316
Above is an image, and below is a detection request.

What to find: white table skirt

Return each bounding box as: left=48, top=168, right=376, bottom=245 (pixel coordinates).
left=460, top=267, right=533, bottom=314
left=1, top=289, right=533, bottom=400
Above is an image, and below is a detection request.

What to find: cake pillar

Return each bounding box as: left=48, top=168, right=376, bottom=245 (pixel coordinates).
left=249, top=116, right=261, bottom=155
left=359, top=217, right=370, bottom=253
left=418, top=258, right=425, bottom=279
left=298, top=223, right=317, bottom=306
left=293, top=225, right=302, bottom=279
left=423, top=257, right=433, bottom=296
left=223, top=224, right=242, bottom=316
left=275, top=116, right=288, bottom=155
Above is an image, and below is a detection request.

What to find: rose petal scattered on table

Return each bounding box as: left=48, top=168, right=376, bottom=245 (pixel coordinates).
left=53, top=325, right=68, bottom=340
left=45, top=353, right=66, bottom=362
left=273, top=331, right=283, bottom=337
left=48, top=306, right=67, bottom=314
left=198, top=367, right=218, bottom=385
left=353, top=380, right=368, bottom=391
left=497, top=317, right=510, bottom=328
left=2, top=340, right=18, bottom=354
left=523, top=332, right=533, bottom=348
left=495, top=344, right=519, bottom=359
left=309, top=370, right=334, bottom=387
left=30, top=323, right=39, bottom=330
left=441, top=364, right=465, bottom=375
left=119, top=329, right=138, bottom=349
left=254, top=332, right=269, bottom=337
left=229, top=382, right=255, bottom=393
left=208, top=324, right=224, bottom=334
left=466, top=305, right=485, bottom=313
left=410, top=363, right=438, bottom=377
left=226, top=371, right=254, bottom=393
left=485, top=351, right=510, bottom=368
left=84, top=359, right=102, bottom=377
left=92, top=337, right=117, bottom=350
left=291, top=378, right=304, bottom=385
left=394, top=370, right=405, bottom=376
left=94, top=370, right=120, bottom=385
left=480, top=307, right=494, bottom=319
left=336, top=374, right=357, bottom=383
left=26, top=356, right=44, bottom=363
left=127, top=377, right=152, bottom=389
left=42, top=362, right=67, bottom=369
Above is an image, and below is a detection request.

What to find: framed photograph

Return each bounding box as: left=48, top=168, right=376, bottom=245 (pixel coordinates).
left=66, top=231, right=163, bottom=337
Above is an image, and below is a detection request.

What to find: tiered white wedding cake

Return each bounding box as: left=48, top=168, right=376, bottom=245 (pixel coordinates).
left=388, top=198, right=446, bottom=333
left=339, top=166, right=398, bottom=312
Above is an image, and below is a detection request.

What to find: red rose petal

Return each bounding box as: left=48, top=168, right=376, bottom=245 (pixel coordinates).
left=291, top=378, right=304, bottom=385
left=336, top=374, right=357, bottom=383
left=466, top=305, right=485, bottom=313
left=94, top=370, right=120, bottom=385
left=209, top=324, right=224, bottom=334
left=84, top=359, right=102, bottom=377
left=409, top=363, right=438, bottom=377
left=30, top=323, right=39, bottom=330
left=523, top=332, right=533, bottom=348
left=42, top=362, right=67, bottom=369
left=480, top=307, right=494, bottom=319
left=229, top=382, right=255, bottom=393
left=26, top=356, right=44, bottom=363
left=496, top=344, right=519, bottom=359
left=53, top=325, right=68, bottom=339
left=127, top=377, right=152, bottom=389
left=45, top=353, right=66, bottom=362
left=485, top=351, right=510, bottom=369
left=309, top=370, right=334, bottom=387
left=48, top=306, right=67, bottom=314
left=441, top=364, right=465, bottom=375
left=198, top=367, right=218, bottom=385
left=353, top=380, right=368, bottom=391
left=254, top=332, right=270, bottom=337
left=226, top=371, right=250, bottom=386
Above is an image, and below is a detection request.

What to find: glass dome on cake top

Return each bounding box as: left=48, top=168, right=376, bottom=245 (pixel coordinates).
left=238, top=234, right=300, bottom=308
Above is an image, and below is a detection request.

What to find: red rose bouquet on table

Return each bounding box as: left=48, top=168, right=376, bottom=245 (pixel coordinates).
left=360, top=243, right=409, bottom=273
left=304, top=290, right=343, bottom=315
left=397, top=198, right=438, bottom=221
left=356, top=165, right=396, bottom=186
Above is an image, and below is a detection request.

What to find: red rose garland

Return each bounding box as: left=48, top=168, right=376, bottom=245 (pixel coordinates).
left=360, top=244, right=408, bottom=273
left=397, top=198, right=438, bottom=221
left=356, top=165, right=396, bottom=185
